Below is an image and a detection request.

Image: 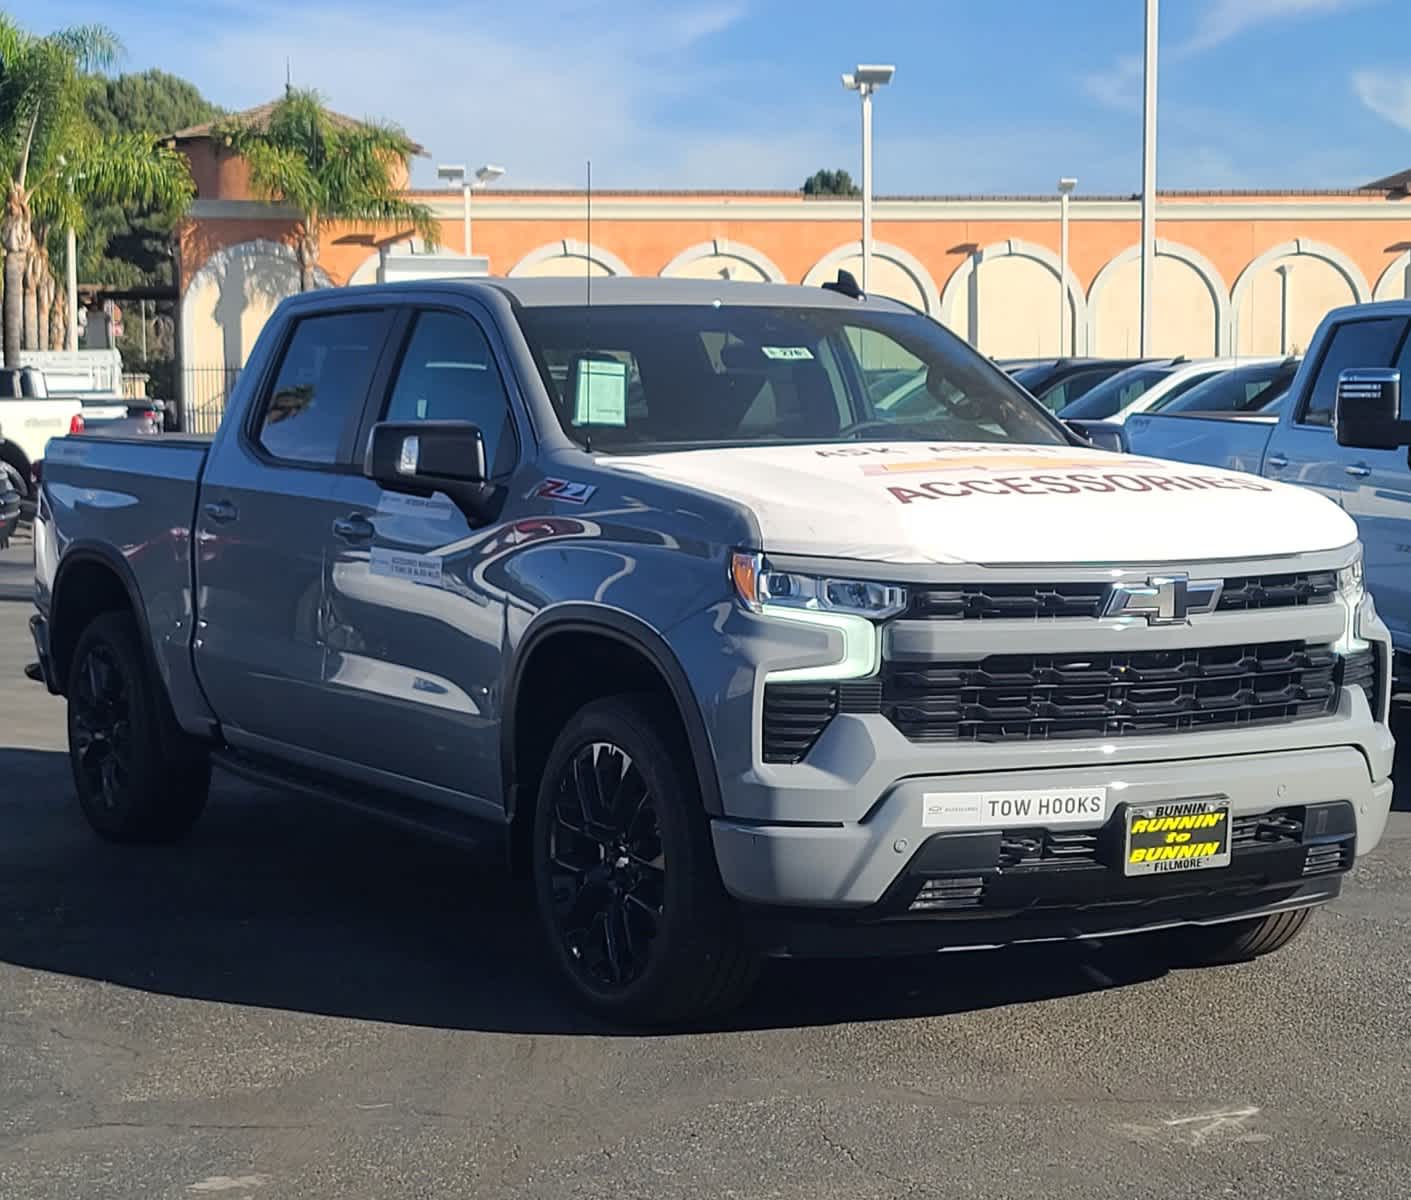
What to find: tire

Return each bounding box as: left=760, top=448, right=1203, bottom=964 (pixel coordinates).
left=66, top=611, right=211, bottom=844
left=1, top=457, right=28, bottom=502
left=532, top=694, right=759, bottom=1026
left=1162, top=907, right=1314, bottom=968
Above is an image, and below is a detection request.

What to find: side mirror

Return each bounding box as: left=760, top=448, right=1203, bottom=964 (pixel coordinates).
left=1335, top=368, right=1411, bottom=450
left=1065, top=418, right=1127, bottom=454
left=364, top=420, right=493, bottom=517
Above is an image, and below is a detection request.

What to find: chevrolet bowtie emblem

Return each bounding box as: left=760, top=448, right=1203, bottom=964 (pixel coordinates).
left=1103, top=574, right=1223, bottom=625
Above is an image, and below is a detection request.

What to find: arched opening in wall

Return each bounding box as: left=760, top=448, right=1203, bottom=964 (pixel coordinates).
left=1234, top=253, right=1359, bottom=357
left=180, top=240, right=315, bottom=433
left=509, top=241, right=631, bottom=279
left=1092, top=255, right=1218, bottom=358
left=1373, top=250, right=1411, bottom=302
left=803, top=243, right=939, bottom=315
left=957, top=256, right=1074, bottom=358
left=667, top=253, right=771, bottom=282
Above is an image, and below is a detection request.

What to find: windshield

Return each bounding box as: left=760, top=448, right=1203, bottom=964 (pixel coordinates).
left=1010, top=364, right=1055, bottom=389
left=517, top=304, right=1067, bottom=452
left=1059, top=365, right=1173, bottom=420
left=1158, top=362, right=1298, bottom=415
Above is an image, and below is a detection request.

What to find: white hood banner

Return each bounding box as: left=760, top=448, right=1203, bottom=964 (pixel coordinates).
left=608, top=442, right=1357, bottom=565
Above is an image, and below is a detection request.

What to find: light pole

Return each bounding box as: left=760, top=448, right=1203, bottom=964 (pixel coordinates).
left=841, top=64, right=895, bottom=294
left=436, top=163, right=505, bottom=256
left=1139, top=0, right=1159, bottom=355
left=1057, top=177, right=1077, bottom=355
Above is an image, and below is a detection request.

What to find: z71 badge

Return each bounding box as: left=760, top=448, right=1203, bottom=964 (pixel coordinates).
left=532, top=478, right=597, bottom=505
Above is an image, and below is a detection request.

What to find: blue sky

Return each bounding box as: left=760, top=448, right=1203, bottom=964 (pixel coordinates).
left=29, top=0, right=1411, bottom=192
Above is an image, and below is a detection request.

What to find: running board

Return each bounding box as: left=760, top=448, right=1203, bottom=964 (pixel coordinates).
left=210, top=748, right=505, bottom=855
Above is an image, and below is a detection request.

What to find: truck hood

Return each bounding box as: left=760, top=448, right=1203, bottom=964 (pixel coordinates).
left=605, top=442, right=1358, bottom=565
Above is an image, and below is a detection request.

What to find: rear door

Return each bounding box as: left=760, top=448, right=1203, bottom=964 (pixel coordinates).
left=193, top=303, right=396, bottom=758
left=319, top=300, right=528, bottom=812
left=1341, top=327, right=1411, bottom=651
left=1263, top=316, right=1409, bottom=506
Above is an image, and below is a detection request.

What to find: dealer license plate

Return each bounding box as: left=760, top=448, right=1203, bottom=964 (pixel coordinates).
left=1123, top=798, right=1231, bottom=877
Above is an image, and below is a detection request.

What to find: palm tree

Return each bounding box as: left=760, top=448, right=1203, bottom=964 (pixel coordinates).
left=219, top=88, right=437, bottom=291
left=0, top=20, right=116, bottom=365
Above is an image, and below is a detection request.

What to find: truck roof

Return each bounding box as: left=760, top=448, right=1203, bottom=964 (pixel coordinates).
left=337, top=275, right=916, bottom=313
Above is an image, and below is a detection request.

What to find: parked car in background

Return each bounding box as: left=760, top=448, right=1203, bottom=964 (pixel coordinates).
left=26, top=277, right=1400, bottom=1025
left=1124, top=303, right=1410, bottom=689
left=0, top=368, right=159, bottom=504
left=1059, top=358, right=1246, bottom=425
left=1152, top=358, right=1302, bottom=419
left=1003, top=357, right=1151, bottom=413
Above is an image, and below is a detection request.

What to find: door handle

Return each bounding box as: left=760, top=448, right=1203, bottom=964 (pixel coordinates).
left=332, top=513, right=376, bottom=543
left=203, top=499, right=238, bottom=523
left=1344, top=464, right=1372, bottom=479
left=1265, top=454, right=1289, bottom=469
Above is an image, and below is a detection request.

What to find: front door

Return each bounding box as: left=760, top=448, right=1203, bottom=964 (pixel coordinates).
left=1263, top=315, right=1410, bottom=506
left=194, top=305, right=395, bottom=758
left=318, top=303, right=526, bottom=814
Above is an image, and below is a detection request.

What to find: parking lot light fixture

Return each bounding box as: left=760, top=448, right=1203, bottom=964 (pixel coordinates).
left=437, top=163, right=505, bottom=257
left=841, top=64, right=895, bottom=295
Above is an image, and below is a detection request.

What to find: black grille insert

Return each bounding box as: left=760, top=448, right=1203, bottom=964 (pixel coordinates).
left=902, top=571, right=1336, bottom=621
left=1341, top=647, right=1379, bottom=716
left=881, top=642, right=1338, bottom=743
left=761, top=683, right=837, bottom=764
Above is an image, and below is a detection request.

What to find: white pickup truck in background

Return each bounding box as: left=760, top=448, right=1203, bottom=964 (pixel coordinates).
left=0, top=366, right=156, bottom=507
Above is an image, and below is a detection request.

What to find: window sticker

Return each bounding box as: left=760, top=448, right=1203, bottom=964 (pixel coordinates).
left=761, top=346, right=815, bottom=361
left=573, top=358, right=628, bottom=427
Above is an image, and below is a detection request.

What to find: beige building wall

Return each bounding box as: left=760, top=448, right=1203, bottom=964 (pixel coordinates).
left=184, top=241, right=303, bottom=374
left=1092, top=256, right=1218, bottom=358
left=826, top=253, right=928, bottom=312
left=944, top=256, right=1069, bottom=358
left=1235, top=254, right=1358, bottom=356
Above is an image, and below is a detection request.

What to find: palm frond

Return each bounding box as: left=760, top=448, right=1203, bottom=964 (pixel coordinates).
left=50, top=24, right=124, bottom=73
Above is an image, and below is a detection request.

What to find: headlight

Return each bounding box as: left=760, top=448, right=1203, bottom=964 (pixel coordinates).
left=730, top=551, right=907, bottom=619
left=1337, top=549, right=1364, bottom=607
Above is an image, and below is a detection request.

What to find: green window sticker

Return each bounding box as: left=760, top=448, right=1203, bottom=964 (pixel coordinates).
left=572, top=358, right=628, bottom=427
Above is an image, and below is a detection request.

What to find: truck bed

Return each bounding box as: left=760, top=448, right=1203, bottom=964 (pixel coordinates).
left=1123, top=410, right=1278, bottom=474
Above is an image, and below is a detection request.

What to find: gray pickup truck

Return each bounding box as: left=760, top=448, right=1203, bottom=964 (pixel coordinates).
left=26, top=279, right=1403, bottom=1023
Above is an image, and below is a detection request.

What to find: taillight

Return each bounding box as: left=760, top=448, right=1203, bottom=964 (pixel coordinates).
left=140, top=409, right=157, bottom=422
left=68, top=413, right=85, bottom=435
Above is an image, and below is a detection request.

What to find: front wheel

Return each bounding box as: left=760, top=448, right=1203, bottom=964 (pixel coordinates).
left=1162, top=907, right=1314, bottom=968
left=66, top=611, right=211, bottom=843
left=532, top=694, right=758, bottom=1026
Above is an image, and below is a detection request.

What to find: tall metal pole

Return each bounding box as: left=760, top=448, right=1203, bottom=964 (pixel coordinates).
left=861, top=84, right=873, bottom=294
left=1059, top=191, right=1071, bottom=354
left=65, top=225, right=79, bottom=351
left=1139, top=0, right=1158, bottom=356
left=462, top=182, right=472, bottom=256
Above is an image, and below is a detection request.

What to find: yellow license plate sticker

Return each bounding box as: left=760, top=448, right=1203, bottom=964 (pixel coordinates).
left=1124, top=799, right=1232, bottom=877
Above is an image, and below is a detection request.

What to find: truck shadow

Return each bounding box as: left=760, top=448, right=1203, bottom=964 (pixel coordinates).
left=2, top=720, right=1404, bottom=1036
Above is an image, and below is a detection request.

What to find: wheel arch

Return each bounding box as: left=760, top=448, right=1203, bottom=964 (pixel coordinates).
left=502, top=606, right=723, bottom=868
left=49, top=542, right=153, bottom=696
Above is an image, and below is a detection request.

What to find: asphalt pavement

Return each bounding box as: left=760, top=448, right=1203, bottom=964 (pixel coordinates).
left=1, top=548, right=1409, bottom=1200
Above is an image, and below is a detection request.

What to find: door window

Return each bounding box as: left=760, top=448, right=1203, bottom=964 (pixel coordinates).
left=257, top=310, right=391, bottom=465
left=385, top=311, right=517, bottom=475
left=1299, top=318, right=1409, bottom=428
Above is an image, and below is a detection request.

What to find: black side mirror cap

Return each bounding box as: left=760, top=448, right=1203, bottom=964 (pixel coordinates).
left=364, top=420, right=495, bottom=518
left=1335, top=368, right=1411, bottom=450
left=1065, top=418, right=1127, bottom=454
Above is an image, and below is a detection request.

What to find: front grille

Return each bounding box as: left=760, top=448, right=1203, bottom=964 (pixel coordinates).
left=1303, top=843, right=1353, bottom=876
left=909, top=877, right=986, bottom=911
left=881, top=641, right=1338, bottom=743
left=1340, top=647, right=1380, bottom=716
left=902, top=571, right=1336, bottom=622
left=998, top=829, right=1101, bottom=867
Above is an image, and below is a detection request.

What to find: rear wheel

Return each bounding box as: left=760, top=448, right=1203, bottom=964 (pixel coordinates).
left=532, top=694, right=758, bottom=1026
left=1163, top=907, right=1313, bottom=967
left=66, top=611, right=210, bottom=844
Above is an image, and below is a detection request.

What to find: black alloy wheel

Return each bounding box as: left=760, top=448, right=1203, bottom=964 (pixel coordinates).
left=70, top=642, right=134, bottom=815
left=546, top=741, right=665, bottom=989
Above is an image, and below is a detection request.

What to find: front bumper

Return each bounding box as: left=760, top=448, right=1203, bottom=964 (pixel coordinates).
left=711, top=744, right=1392, bottom=913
